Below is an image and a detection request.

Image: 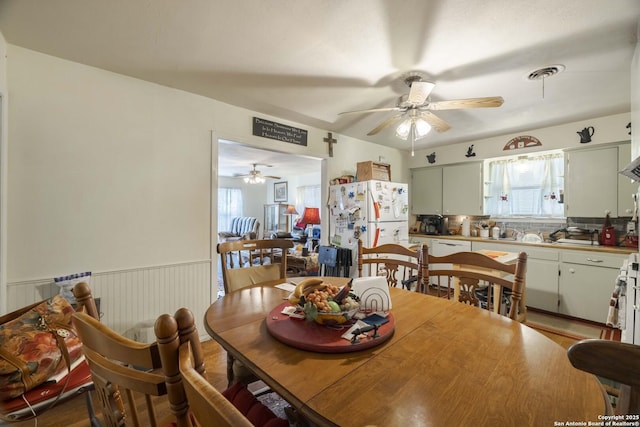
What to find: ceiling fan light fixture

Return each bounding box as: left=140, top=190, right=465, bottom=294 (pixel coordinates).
left=395, top=119, right=412, bottom=140
left=414, top=118, right=431, bottom=140
left=244, top=175, right=265, bottom=184
left=395, top=117, right=431, bottom=140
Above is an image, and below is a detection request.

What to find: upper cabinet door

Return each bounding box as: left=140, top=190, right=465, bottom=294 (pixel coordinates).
left=411, top=167, right=442, bottom=215
left=442, top=162, right=483, bottom=215
left=565, top=146, right=618, bottom=217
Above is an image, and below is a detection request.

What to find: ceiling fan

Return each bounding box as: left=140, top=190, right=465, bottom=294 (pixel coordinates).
left=339, top=74, right=504, bottom=144
left=233, top=163, right=281, bottom=184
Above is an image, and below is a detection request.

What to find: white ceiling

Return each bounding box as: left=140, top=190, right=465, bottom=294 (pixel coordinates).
left=218, top=140, right=321, bottom=179
left=0, top=0, right=639, bottom=176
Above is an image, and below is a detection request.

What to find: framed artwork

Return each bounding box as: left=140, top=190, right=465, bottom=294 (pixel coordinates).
left=274, top=181, right=288, bottom=202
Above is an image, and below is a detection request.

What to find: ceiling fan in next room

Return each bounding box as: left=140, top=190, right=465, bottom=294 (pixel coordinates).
left=339, top=72, right=504, bottom=154
left=233, top=163, right=281, bottom=184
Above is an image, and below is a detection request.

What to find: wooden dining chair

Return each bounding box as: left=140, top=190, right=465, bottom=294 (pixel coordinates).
left=217, top=239, right=294, bottom=294
left=567, top=339, right=640, bottom=415
left=154, top=308, right=290, bottom=427
left=422, top=250, right=528, bottom=322
left=72, top=311, right=185, bottom=427
left=357, top=239, right=428, bottom=290
left=217, top=238, right=294, bottom=386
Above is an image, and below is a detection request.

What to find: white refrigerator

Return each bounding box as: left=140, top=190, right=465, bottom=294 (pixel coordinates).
left=327, top=180, right=409, bottom=268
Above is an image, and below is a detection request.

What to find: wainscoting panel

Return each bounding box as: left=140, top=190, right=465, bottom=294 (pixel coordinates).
left=7, top=260, right=213, bottom=338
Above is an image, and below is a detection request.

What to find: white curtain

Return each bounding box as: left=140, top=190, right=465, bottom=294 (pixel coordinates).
left=486, top=153, right=564, bottom=217
left=217, top=187, right=243, bottom=232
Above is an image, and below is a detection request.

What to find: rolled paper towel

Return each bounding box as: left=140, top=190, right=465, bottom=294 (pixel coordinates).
left=461, top=217, right=470, bottom=237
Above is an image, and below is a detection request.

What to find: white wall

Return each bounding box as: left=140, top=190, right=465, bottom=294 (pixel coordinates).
left=0, top=31, right=7, bottom=314
left=409, top=112, right=632, bottom=169
left=7, top=46, right=214, bottom=280
left=632, top=20, right=640, bottom=159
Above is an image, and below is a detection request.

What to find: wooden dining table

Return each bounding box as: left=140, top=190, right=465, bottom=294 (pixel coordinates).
left=204, top=277, right=609, bottom=426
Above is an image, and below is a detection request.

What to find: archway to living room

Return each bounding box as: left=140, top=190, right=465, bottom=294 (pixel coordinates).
left=214, top=138, right=323, bottom=297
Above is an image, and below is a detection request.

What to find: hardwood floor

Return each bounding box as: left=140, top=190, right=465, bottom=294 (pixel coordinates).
left=1, top=314, right=596, bottom=427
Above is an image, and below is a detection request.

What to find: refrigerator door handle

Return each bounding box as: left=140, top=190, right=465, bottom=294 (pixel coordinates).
left=370, top=192, right=380, bottom=220
left=373, top=227, right=381, bottom=247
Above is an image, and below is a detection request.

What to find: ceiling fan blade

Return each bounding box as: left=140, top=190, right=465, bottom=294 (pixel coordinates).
left=264, top=175, right=281, bottom=179
left=367, top=114, right=405, bottom=136
left=420, top=111, right=451, bottom=133
left=427, top=96, right=504, bottom=111
left=339, top=107, right=402, bottom=116
left=407, top=81, right=435, bottom=105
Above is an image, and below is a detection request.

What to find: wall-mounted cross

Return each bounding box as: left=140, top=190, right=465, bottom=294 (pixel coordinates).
left=324, top=132, right=337, bottom=157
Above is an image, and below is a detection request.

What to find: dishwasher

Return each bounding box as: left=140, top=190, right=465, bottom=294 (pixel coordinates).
left=429, top=239, right=471, bottom=295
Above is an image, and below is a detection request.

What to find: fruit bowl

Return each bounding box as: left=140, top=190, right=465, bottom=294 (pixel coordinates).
left=313, top=308, right=359, bottom=326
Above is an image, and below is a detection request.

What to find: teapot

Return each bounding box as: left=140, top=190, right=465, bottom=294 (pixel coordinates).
left=577, top=126, right=595, bottom=143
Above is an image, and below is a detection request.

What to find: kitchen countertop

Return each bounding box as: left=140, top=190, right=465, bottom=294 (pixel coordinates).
left=408, top=233, right=638, bottom=255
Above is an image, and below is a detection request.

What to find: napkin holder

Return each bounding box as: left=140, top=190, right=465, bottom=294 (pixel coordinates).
left=351, top=276, right=392, bottom=311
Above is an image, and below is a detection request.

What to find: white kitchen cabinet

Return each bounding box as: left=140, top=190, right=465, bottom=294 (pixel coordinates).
left=408, top=235, right=435, bottom=246
left=411, top=167, right=443, bottom=215
left=424, top=237, right=631, bottom=322
left=559, top=250, right=626, bottom=323
left=472, top=241, right=560, bottom=312
left=431, top=238, right=471, bottom=256
left=442, top=162, right=483, bottom=215
left=410, top=162, right=482, bottom=216
left=618, top=142, right=638, bottom=217
left=564, top=144, right=621, bottom=217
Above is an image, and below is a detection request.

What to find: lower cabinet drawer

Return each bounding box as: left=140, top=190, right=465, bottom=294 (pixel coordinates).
left=561, top=251, right=627, bottom=269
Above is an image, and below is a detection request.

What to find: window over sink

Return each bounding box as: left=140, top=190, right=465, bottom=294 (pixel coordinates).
left=484, top=150, right=564, bottom=218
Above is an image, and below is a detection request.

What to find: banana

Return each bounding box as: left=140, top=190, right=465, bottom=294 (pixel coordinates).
left=289, top=278, right=325, bottom=306
left=288, top=294, right=301, bottom=305
left=293, top=278, right=324, bottom=297
left=302, top=283, right=328, bottom=297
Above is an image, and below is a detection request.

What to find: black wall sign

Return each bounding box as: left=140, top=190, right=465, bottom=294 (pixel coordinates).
left=252, top=117, right=308, bottom=146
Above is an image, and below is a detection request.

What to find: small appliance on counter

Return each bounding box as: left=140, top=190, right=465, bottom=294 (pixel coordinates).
left=420, top=215, right=449, bottom=235
left=549, top=227, right=601, bottom=245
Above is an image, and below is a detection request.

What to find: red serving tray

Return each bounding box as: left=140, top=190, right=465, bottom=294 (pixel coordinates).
left=265, top=301, right=394, bottom=353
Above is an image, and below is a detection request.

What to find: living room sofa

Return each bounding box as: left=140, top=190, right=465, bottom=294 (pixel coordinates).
left=218, top=217, right=260, bottom=242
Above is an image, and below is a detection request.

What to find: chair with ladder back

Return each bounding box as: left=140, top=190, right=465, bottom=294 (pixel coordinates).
left=72, top=310, right=191, bottom=427
left=357, top=239, right=428, bottom=291
left=154, top=308, right=290, bottom=427
left=422, top=250, right=528, bottom=322
left=217, top=239, right=294, bottom=294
